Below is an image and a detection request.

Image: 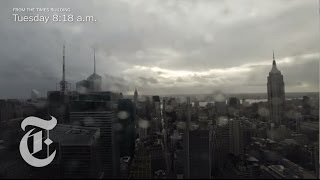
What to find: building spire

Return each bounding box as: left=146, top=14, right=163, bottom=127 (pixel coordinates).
left=94, top=48, right=96, bottom=74
left=273, top=50, right=276, bottom=66
left=134, top=88, right=138, bottom=96
left=63, top=44, right=65, bottom=82
left=134, top=88, right=138, bottom=103
left=270, top=50, right=281, bottom=74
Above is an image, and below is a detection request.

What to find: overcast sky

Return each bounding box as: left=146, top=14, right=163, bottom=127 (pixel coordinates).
left=0, top=0, right=319, bottom=98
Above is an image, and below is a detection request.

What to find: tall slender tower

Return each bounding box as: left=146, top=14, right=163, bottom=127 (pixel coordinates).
left=267, top=51, right=285, bottom=127
left=87, top=48, right=102, bottom=92
left=60, top=44, right=68, bottom=94
left=133, top=88, right=138, bottom=103
left=94, top=48, right=96, bottom=74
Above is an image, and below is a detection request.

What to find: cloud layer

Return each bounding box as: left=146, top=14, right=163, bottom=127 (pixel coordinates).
left=0, top=0, right=318, bottom=98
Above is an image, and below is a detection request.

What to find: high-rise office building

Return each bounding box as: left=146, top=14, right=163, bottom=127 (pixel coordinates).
left=129, top=150, right=151, bottom=179
left=0, top=100, right=23, bottom=122
left=47, top=45, right=72, bottom=124
left=183, top=97, right=211, bottom=179
left=188, top=130, right=211, bottom=179
left=302, top=96, right=311, bottom=116
left=267, top=51, right=285, bottom=127
left=70, top=111, right=119, bottom=178
left=215, top=101, right=227, bottom=116
left=151, top=96, right=161, bottom=133
left=215, top=122, right=230, bottom=170
left=228, top=97, right=240, bottom=109
left=133, top=89, right=138, bottom=104
left=117, top=99, right=136, bottom=157
left=227, top=97, right=240, bottom=117
left=229, top=119, right=244, bottom=156
left=30, top=124, right=101, bottom=179
left=52, top=125, right=101, bottom=179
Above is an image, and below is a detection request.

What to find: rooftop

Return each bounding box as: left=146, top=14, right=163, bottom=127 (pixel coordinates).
left=50, top=124, right=100, bottom=146
left=87, top=73, right=102, bottom=80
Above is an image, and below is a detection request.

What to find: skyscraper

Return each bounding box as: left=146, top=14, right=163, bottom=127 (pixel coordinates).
left=52, top=125, right=101, bottom=179
left=70, top=111, right=119, bottom=178
left=215, top=122, right=230, bottom=170
left=76, top=49, right=102, bottom=93
left=188, top=130, right=211, bottom=179
left=267, top=51, right=285, bottom=127
left=87, top=48, right=102, bottom=92
left=117, top=99, right=136, bottom=157
left=151, top=96, right=161, bottom=133
left=47, top=44, right=71, bottom=124
left=133, top=89, right=138, bottom=103
left=29, top=124, right=102, bottom=179
left=229, top=119, right=244, bottom=156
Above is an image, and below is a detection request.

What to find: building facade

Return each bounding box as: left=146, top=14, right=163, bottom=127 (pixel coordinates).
left=267, top=52, right=285, bottom=127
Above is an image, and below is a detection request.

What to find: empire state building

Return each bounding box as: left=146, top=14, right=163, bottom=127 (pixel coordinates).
left=267, top=52, right=285, bottom=127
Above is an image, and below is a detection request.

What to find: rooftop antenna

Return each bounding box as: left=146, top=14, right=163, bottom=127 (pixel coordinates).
left=60, top=43, right=68, bottom=94
left=63, top=43, right=65, bottom=84
left=94, top=48, right=96, bottom=74
left=273, top=50, right=275, bottom=61
left=272, top=50, right=277, bottom=66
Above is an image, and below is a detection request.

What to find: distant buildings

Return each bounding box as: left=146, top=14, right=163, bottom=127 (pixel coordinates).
left=133, top=89, right=138, bottom=104
left=222, top=154, right=260, bottom=179
left=227, top=97, right=240, bottom=117
left=151, top=96, right=161, bottom=133
left=302, top=96, right=311, bottom=116
left=149, top=137, right=166, bottom=178
left=215, top=101, right=227, bottom=116
left=1, top=45, right=319, bottom=179
left=129, top=136, right=165, bottom=179
left=261, top=158, right=316, bottom=179
left=228, top=97, right=240, bottom=108
left=249, top=137, right=318, bottom=179
left=267, top=52, right=285, bottom=128
left=0, top=99, right=23, bottom=122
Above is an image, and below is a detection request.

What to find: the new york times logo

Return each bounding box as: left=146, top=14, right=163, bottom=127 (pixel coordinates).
left=19, top=116, right=57, bottom=167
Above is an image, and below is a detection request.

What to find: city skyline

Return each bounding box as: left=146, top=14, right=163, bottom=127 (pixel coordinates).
left=0, top=1, right=319, bottom=179
left=0, top=0, right=319, bottom=98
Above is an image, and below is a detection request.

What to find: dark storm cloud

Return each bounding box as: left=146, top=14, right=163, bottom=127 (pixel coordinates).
left=138, top=77, right=159, bottom=85
left=102, top=74, right=131, bottom=93
left=0, top=0, right=318, bottom=98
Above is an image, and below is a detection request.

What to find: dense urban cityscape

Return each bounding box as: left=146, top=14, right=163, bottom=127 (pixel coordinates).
left=0, top=0, right=319, bottom=179
left=0, top=46, right=319, bottom=179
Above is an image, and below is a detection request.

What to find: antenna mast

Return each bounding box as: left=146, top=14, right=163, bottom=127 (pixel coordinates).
left=60, top=43, right=68, bottom=94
